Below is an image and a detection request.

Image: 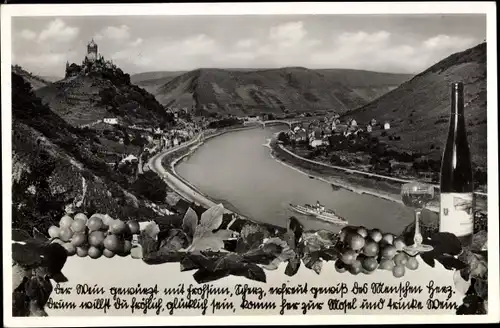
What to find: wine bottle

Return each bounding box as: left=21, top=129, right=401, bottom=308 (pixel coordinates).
left=439, top=82, right=475, bottom=246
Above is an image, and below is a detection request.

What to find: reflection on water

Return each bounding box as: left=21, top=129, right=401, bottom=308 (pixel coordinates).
left=176, top=127, right=414, bottom=234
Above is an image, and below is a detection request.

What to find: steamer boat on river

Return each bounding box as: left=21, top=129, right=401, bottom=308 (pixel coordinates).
left=289, top=201, right=348, bottom=226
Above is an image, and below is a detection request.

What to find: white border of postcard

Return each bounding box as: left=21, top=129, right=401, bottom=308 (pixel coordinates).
left=2, top=1, right=499, bottom=326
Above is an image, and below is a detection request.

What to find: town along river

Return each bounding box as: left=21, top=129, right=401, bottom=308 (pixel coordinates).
left=176, top=126, right=415, bottom=234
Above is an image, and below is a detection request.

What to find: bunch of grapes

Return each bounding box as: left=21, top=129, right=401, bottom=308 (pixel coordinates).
left=334, top=226, right=418, bottom=278
left=48, top=213, right=141, bottom=259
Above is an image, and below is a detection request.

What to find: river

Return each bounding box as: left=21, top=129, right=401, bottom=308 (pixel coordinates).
left=176, top=126, right=415, bottom=234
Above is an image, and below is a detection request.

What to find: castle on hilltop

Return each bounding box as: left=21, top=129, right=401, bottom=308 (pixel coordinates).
left=86, top=39, right=98, bottom=63
left=65, top=39, right=119, bottom=78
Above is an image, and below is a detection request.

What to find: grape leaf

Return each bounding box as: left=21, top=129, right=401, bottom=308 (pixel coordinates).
left=139, top=230, right=160, bottom=255
left=453, top=270, right=471, bottom=295
left=193, top=269, right=231, bottom=284
left=213, top=253, right=245, bottom=272
left=315, top=230, right=338, bottom=243
left=303, top=230, right=337, bottom=250
left=188, top=204, right=227, bottom=252
left=184, top=252, right=219, bottom=272
left=428, top=232, right=463, bottom=256
left=282, top=230, right=296, bottom=250
left=41, top=243, right=68, bottom=279
left=262, top=258, right=281, bottom=271
left=12, top=229, right=31, bottom=243
left=319, top=248, right=339, bottom=262
left=436, top=255, right=467, bottom=270
left=474, top=278, right=488, bottom=300
left=470, top=230, right=487, bottom=252
left=12, top=243, right=43, bottom=268
left=25, top=275, right=52, bottom=307
left=456, top=303, right=478, bottom=315
left=180, top=256, right=198, bottom=272
left=182, top=207, right=198, bottom=237
left=459, top=249, right=488, bottom=280
left=304, top=240, right=322, bottom=253
left=261, top=241, right=283, bottom=255
left=303, top=251, right=323, bottom=275
left=311, top=259, right=323, bottom=275
left=264, top=237, right=288, bottom=249
left=198, top=203, right=224, bottom=234
left=13, top=290, right=30, bottom=317
left=235, top=223, right=269, bottom=253
left=465, top=278, right=477, bottom=295
left=142, top=251, right=184, bottom=265
left=302, top=251, right=319, bottom=267
left=28, top=302, right=49, bottom=317
left=212, top=229, right=234, bottom=240
left=32, top=227, right=48, bottom=242
left=189, top=251, right=267, bottom=284
left=159, top=229, right=189, bottom=252
left=288, top=216, right=303, bottom=247
left=242, top=248, right=278, bottom=265
left=190, top=236, right=225, bottom=252
left=285, top=256, right=301, bottom=277
left=459, top=295, right=486, bottom=315
left=12, top=264, right=31, bottom=293
left=233, top=263, right=267, bottom=283
left=260, top=238, right=296, bottom=269
left=419, top=251, right=436, bottom=268
left=144, top=221, right=161, bottom=240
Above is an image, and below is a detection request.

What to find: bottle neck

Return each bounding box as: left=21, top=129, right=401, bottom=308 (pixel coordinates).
left=450, top=83, right=464, bottom=116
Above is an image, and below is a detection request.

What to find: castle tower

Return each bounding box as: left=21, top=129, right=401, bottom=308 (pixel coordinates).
left=86, top=39, right=98, bottom=63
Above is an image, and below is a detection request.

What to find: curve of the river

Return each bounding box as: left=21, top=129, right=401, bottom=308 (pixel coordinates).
left=175, top=126, right=415, bottom=234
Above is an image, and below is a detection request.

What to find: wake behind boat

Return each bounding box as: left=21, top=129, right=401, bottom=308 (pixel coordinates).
left=289, top=201, right=348, bottom=226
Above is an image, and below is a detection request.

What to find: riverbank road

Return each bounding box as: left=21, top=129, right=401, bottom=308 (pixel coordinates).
left=147, top=135, right=230, bottom=213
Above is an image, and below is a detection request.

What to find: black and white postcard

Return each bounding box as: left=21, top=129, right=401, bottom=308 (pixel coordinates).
left=2, top=2, right=498, bottom=326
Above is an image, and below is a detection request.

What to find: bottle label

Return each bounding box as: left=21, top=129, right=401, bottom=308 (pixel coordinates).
left=439, top=192, right=474, bottom=237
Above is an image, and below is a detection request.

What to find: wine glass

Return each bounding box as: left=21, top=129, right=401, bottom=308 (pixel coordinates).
left=401, top=182, right=435, bottom=256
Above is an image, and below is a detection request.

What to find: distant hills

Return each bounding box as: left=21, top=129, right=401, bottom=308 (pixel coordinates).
left=132, top=67, right=413, bottom=116
left=347, top=42, right=487, bottom=170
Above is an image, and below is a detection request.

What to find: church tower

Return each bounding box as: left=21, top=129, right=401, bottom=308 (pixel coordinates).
left=86, top=39, right=98, bottom=62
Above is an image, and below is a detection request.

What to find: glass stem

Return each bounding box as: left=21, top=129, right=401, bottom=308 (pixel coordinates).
left=414, top=209, right=423, bottom=245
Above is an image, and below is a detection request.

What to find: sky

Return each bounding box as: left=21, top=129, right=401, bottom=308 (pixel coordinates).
left=11, top=14, right=486, bottom=77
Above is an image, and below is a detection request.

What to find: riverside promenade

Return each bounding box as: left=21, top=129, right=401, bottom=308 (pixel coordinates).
left=147, top=133, right=223, bottom=211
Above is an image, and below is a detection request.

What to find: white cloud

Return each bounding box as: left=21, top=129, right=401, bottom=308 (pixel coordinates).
left=95, top=25, right=131, bottom=42
left=308, top=31, right=480, bottom=73
left=305, top=39, right=322, bottom=48
left=269, top=21, right=307, bottom=47
left=17, top=51, right=78, bottom=68
left=179, top=34, right=218, bottom=56
left=107, top=34, right=222, bottom=71
left=38, top=19, right=79, bottom=42
left=336, top=30, right=391, bottom=46
left=20, top=29, right=37, bottom=40
left=423, top=34, right=475, bottom=50
left=130, top=38, right=143, bottom=47
left=235, top=38, right=258, bottom=49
